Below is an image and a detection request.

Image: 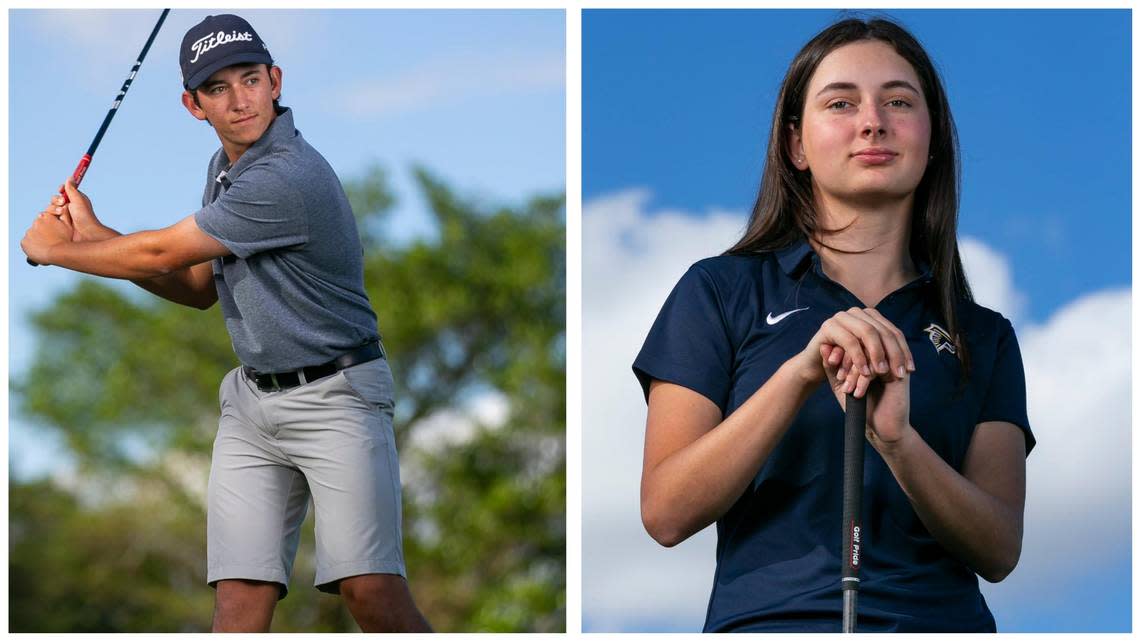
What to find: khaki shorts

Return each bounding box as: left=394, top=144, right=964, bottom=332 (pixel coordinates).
left=206, top=357, right=405, bottom=598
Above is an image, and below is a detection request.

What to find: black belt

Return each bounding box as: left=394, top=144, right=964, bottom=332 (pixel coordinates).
left=243, top=342, right=385, bottom=392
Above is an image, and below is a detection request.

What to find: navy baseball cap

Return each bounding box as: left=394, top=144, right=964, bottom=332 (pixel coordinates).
left=180, top=14, right=272, bottom=90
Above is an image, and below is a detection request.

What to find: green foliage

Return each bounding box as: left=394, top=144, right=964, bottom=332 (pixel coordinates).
left=10, top=478, right=212, bottom=631
left=10, top=165, right=566, bottom=632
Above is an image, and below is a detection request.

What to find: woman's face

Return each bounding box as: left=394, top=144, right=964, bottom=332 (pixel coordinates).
left=790, top=40, right=932, bottom=206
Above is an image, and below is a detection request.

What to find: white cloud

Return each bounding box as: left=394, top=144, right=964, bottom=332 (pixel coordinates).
left=582, top=190, right=746, bottom=631
left=980, top=288, right=1131, bottom=619
left=581, top=189, right=1130, bottom=632
left=334, top=51, right=563, bottom=119
left=960, top=236, right=1027, bottom=324
left=584, top=521, right=717, bottom=632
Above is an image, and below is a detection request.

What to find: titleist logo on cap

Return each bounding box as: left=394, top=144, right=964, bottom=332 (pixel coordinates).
left=189, top=30, right=256, bottom=64
left=179, top=15, right=272, bottom=90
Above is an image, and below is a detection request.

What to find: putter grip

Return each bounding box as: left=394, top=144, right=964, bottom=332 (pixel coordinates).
left=841, top=392, right=866, bottom=633
left=841, top=393, right=866, bottom=586
left=27, top=155, right=91, bottom=266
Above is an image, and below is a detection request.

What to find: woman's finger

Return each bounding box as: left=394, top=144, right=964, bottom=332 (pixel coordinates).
left=864, top=308, right=915, bottom=372
left=825, top=344, right=845, bottom=367
left=820, top=343, right=833, bottom=362
left=848, top=308, right=907, bottom=379
left=828, top=310, right=888, bottom=376
left=821, top=313, right=875, bottom=376
left=838, top=352, right=858, bottom=382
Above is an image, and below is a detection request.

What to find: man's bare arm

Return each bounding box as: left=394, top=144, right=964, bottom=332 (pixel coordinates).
left=38, top=183, right=221, bottom=309
left=134, top=259, right=219, bottom=310
left=24, top=213, right=230, bottom=286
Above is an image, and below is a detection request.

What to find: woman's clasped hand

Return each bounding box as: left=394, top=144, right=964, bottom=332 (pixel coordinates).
left=798, top=307, right=916, bottom=446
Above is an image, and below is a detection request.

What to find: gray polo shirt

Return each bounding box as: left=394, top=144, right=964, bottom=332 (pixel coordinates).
left=195, top=107, right=379, bottom=372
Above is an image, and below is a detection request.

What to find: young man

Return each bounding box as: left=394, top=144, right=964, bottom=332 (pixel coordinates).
left=21, top=14, right=431, bottom=633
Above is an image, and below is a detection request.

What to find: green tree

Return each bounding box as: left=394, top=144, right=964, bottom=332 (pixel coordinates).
left=10, top=165, right=565, bottom=632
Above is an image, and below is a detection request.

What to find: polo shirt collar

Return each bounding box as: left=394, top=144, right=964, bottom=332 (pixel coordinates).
left=774, top=236, right=935, bottom=284
left=221, top=106, right=295, bottom=181
left=775, top=238, right=813, bottom=276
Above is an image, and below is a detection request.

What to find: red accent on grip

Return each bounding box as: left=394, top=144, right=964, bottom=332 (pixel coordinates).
left=59, top=154, right=92, bottom=205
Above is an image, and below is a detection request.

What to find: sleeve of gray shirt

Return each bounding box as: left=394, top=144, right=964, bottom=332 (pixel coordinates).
left=195, top=163, right=309, bottom=259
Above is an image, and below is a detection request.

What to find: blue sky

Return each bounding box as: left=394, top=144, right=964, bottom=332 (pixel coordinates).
left=8, top=9, right=565, bottom=478
left=582, top=9, right=1130, bottom=634
left=584, top=9, right=1129, bottom=324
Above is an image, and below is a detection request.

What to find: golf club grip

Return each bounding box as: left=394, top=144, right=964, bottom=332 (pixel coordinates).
left=841, top=392, right=866, bottom=589
left=64, top=154, right=93, bottom=200
left=25, top=155, right=90, bottom=266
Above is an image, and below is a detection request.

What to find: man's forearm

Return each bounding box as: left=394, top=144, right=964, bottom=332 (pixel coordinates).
left=48, top=231, right=186, bottom=280
left=86, top=226, right=216, bottom=308
left=874, top=427, right=1022, bottom=582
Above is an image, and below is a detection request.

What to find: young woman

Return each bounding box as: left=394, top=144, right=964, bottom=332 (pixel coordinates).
left=634, top=18, right=1034, bottom=632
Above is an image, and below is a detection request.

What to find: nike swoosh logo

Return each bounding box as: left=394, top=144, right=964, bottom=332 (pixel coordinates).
left=766, top=307, right=809, bottom=325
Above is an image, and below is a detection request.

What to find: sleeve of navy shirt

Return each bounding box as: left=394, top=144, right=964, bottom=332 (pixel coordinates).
left=977, top=316, right=1036, bottom=456
left=194, top=163, right=309, bottom=258
left=633, top=262, right=735, bottom=415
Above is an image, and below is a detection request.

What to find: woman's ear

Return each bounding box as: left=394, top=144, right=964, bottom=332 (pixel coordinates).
left=786, top=122, right=807, bottom=171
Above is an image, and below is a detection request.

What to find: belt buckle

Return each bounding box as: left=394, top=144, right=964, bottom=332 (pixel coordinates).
left=268, top=372, right=282, bottom=391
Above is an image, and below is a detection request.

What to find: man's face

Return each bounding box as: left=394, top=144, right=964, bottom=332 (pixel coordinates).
left=182, top=63, right=282, bottom=160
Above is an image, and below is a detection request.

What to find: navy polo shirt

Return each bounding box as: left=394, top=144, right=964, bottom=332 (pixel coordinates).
left=633, top=240, right=1034, bottom=632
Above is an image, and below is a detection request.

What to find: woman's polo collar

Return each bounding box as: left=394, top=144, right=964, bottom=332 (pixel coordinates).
left=773, top=236, right=935, bottom=284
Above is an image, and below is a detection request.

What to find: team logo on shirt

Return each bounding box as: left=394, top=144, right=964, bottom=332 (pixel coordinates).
left=923, top=323, right=957, bottom=356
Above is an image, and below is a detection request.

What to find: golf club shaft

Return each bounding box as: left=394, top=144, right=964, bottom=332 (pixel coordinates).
left=841, top=392, right=866, bottom=633
left=843, top=590, right=858, bottom=634
left=29, top=8, right=170, bottom=266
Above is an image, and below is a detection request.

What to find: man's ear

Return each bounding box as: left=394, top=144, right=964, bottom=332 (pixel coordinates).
left=786, top=122, right=808, bottom=171
left=268, top=65, right=283, bottom=100
left=182, top=90, right=207, bottom=122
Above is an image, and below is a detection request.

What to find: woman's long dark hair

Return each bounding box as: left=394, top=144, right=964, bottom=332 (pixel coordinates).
left=729, top=17, right=973, bottom=374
